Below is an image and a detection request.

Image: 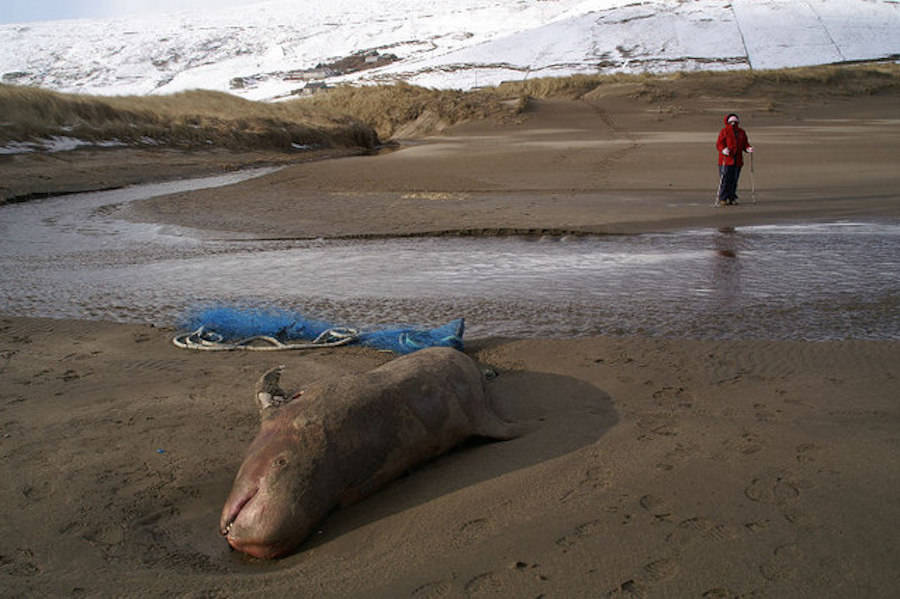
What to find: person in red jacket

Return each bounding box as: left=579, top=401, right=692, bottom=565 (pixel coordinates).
left=716, top=113, right=753, bottom=206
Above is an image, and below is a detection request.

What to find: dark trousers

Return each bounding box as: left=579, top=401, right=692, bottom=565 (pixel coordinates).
left=718, top=165, right=742, bottom=204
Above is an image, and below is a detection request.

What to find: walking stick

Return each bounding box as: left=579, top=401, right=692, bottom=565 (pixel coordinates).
left=714, top=166, right=725, bottom=207
left=750, top=151, right=757, bottom=204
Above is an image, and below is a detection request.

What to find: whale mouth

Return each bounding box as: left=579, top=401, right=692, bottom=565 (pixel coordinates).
left=221, top=487, right=258, bottom=537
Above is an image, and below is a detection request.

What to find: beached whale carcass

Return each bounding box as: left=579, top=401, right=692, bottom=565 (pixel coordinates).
left=220, top=347, right=519, bottom=559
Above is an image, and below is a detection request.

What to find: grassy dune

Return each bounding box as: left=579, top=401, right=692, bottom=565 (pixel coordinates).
left=2, top=63, right=898, bottom=153
left=497, top=62, right=900, bottom=101
left=0, top=86, right=379, bottom=151
left=304, top=82, right=526, bottom=139
left=0, top=82, right=523, bottom=150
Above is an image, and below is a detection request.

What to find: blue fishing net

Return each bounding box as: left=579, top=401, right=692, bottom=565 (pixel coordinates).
left=177, top=304, right=464, bottom=354
left=357, top=318, right=464, bottom=353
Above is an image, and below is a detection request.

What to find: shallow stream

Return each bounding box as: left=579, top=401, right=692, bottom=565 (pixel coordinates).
left=1, top=171, right=898, bottom=340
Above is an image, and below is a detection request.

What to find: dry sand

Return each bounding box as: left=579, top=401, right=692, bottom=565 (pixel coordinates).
left=2, top=86, right=899, bottom=597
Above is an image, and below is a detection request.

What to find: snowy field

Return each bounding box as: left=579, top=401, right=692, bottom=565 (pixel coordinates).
left=1, top=0, right=898, bottom=100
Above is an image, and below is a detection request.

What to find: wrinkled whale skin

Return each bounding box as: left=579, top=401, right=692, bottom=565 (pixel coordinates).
left=220, top=347, right=518, bottom=558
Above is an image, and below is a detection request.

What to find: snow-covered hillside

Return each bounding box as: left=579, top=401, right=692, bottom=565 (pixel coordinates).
left=1, top=0, right=898, bottom=100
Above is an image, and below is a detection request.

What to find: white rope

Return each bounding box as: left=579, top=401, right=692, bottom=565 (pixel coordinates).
left=172, top=326, right=359, bottom=351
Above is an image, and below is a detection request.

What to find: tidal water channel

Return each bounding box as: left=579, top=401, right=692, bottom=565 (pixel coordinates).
left=1, top=171, right=898, bottom=341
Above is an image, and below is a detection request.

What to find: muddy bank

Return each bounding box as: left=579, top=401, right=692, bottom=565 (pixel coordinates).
left=0, top=146, right=368, bottom=205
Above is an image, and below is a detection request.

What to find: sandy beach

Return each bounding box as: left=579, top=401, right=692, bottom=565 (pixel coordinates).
left=2, top=84, right=899, bottom=597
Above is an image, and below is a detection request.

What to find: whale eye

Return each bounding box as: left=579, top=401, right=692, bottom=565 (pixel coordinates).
left=274, top=456, right=289, bottom=468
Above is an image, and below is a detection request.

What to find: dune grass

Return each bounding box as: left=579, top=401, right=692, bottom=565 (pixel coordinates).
left=496, top=62, right=900, bottom=101
left=0, top=82, right=519, bottom=150
left=0, top=86, right=378, bottom=150
left=303, top=81, right=525, bottom=140
left=3, top=62, right=897, bottom=152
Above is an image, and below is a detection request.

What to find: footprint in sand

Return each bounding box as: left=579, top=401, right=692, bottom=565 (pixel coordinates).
left=0, top=547, right=41, bottom=577
left=753, top=402, right=779, bottom=422
left=656, top=441, right=699, bottom=471
left=410, top=580, right=452, bottom=598
left=512, top=560, right=547, bottom=581
left=4, top=394, right=27, bottom=406
left=31, top=368, right=51, bottom=380
left=464, top=571, right=504, bottom=595
left=607, top=558, right=680, bottom=598
left=666, top=517, right=740, bottom=548
left=559, top=466, right=612, bottom=503
left=58, top=369, right=85, bottom=382
left=782, top=507, right=817, bottom=528
left=642, top=558, right=680, bottom=582
left=635, top=415, right=679, bottom=442
left=639, top=494, right=673, bottom=521
left=744, top=473, right=802, bottom=505
left=574, top=519, right=607, bottom=537
left=607, top=578, right=648, bottom=597
left=745, top=472, right=817, bottom=528
left=556, top=494, right=635, bottom=549
left=743, top=520, right=770, bottom=534
left=454, top=518, right=495, bottom=546
left=463, top=564, right=548, bottom=596
left=722, top=431, right=763, bottom=456
left=759, top=543, right=801, bottom=582
left=795, top=443, right=819, bottom=464
left=20, top=480, right=51, bottom=503
left=555, top=518, right=611, bottom=549
left=651, top=386, right=694, bottom=410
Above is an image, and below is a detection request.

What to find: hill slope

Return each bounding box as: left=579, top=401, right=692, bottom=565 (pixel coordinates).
left=1, top=0, right=898, bottom=100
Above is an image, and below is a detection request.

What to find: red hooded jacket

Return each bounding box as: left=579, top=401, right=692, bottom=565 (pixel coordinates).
left=716, top=114, right=751, bottom=167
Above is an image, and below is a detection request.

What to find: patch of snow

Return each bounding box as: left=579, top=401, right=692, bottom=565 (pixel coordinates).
left=1, top=0, right=898, bottom=102
left=0, top=136, right=128, bottom=154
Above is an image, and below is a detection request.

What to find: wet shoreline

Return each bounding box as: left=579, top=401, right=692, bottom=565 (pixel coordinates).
left=2, top=176, right=897, bottom=341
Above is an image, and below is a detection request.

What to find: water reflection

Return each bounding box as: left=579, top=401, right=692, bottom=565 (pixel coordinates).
left=714, top=227, right=739, bottom=258
left=710, top=227, right=741, bottom=312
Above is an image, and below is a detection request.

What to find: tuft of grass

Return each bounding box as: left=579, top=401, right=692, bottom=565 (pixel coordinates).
left=494, top=62, right=900, bottom=101
left=0, top=82, right=518, bottom=149
left=303, top=82, right=522, bottom=140
left=495, top=72, right=657, bottom=99
left=0, top=85, right=378, bottom=150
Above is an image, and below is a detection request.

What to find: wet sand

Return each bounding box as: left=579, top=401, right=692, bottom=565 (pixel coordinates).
left=2, top=87, right=900, bottom=597
left=118, top=91, right=900, bottom=238
left=2, top=318, right=898, bottom=597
